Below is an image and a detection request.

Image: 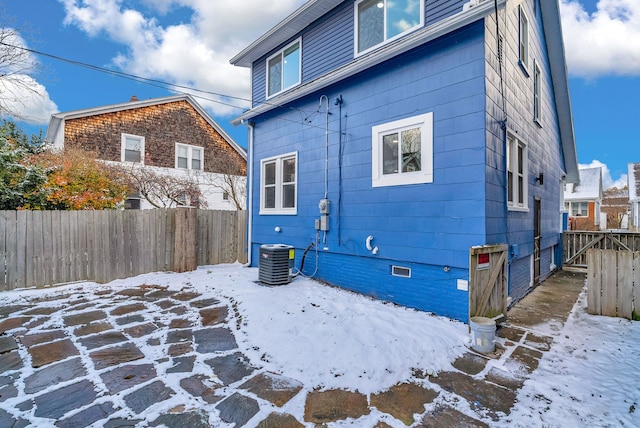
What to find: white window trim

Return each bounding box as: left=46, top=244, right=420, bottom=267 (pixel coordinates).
left=121, top=133, right=145, bottom=164
left=175, top=143, right=204, bottom=171
left=260, top=151, right=298, bottom=215
left=266, top=38, right=302, bottom=99
left=507, top=133, right=529, bottom=211
left=518, top=5, right=530, bottom=76
left=371, top=112, right=433, bottom=188
left=354, top=0, right=425, bottom=57
left=533, top=59, right=542, bottom=126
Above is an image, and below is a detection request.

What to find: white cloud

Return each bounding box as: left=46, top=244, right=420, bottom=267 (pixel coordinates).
left=561, top=0, right=640, bottom=77
left=59, top=0, right=306, bottom=116
left=0, top=30, right=59, bottom=124
left=579, top=159, right=628, bottom=189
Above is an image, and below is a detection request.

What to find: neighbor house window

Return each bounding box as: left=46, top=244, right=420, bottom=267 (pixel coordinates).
left=121, top=134, right=145, bottom=163
left=507, top=134, right=528, bottom=210
left=371, top=113, right=433, bottom=187
left=518, top=5, right=530, bottom=74
left=356, top=0, right=424, bottom=54
left=176, top=143, right=203, bottom=171
left=571, top=202, right=588, bottom=217
left=533, top=60, right=542, bottom=125
left=260, top=152, right=297, bottom=214
left=267, top=39, right=301, bottom=98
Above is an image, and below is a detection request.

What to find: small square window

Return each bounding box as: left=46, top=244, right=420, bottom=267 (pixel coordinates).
left=372, top=113, right=433, bottom=187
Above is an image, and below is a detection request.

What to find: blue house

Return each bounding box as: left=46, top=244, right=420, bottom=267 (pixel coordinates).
left=231, top=0, right=579, bottom=322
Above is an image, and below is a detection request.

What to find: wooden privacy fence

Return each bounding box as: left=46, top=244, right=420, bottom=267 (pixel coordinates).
left=0, top=209, right=247, bottom=291
left=587, top=249, right=640, bottom=319
left=563, top=231, right=640, bottom=270
left=469, top=244, right=508, bottom=320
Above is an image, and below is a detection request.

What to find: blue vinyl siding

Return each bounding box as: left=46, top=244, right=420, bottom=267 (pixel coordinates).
left=253, top=0, right=471, bottom=107
left=249, top=22, right=487, bottom=321
left=484, top=0, right=564, bottom=300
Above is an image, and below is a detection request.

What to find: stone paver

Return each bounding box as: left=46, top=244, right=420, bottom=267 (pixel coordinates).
left=167, top=355, right=196, bottom=373
left=418, top=405, right=489, bottom=427
left=74, top=322, right=113, bottom=337
left=124, top=322, right=157, bottom=338
left=63, top=310, right=106, bottom=327
left=452, top=352, right=488, bottom=375
left=150, top=411, right=210, bottom=428
left=200, top=306, right=228, bottom=326
left=110, top=303, right=147, bottom=316
left=257, top=412, right=305, bottom=428
left=191, top=298, right=220, bottom=308
left=216, top=393, right=260, bottom=427
left=0, top=335, right=19, bottom=353
left=55, top=402, right=117, bottom=428
left=0, top=316, right=31, bottom=333
left=180, top=374, right=223, bottom=404
left=24, top=358, right=86, bottom=394
left=205, top=352, right=255, bottom=385
left=123, top=380, right=175, bottom=414
left=78, top=331, right=128, bottom=349
left=304, top=389, right=370, bottom=424
left=0, top=350, right=22, bottom=372
left=29, top=339, right=79, bottom=368
left=18, top=330, right=66, bottom=347
left=33, top=379, right=97, bottom=419
left=194, top=327, right=237, bottom=353
left=240, top=372, right=303, bottom=407
left=100, top=364, right=157, bottom=394
left=370, top=383, right=438, bottom=425
left=90, top=342, right=145, bottom=370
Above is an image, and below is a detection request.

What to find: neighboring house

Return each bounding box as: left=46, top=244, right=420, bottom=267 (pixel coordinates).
left=45, top=94, right=247, bottom=210
left=564, top=167, right=603, bottom=231
left=601, top=186, right=629, bottom=230
left=231, top=0, right=578, bottom=321
left=629, top=163, right=640, bottom=230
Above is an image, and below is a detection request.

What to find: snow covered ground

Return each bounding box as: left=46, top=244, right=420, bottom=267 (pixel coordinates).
left=1, top=263, right=639, bottom=427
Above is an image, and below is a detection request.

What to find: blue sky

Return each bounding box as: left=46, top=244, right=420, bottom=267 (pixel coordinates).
left=2, top=0, right=639, bottom=188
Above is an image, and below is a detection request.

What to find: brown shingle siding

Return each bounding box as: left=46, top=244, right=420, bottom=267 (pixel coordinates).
left=63, top=100, right=246, bottom=175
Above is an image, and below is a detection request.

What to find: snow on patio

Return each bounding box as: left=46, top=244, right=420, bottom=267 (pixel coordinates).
left=1, top=263, right=639, bottom=426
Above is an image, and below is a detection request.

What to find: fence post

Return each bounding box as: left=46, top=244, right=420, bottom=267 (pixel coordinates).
left=173, top=209, right=198, bottom=273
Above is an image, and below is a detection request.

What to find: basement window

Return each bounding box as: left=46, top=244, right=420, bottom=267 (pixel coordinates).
left=391, top=265, right=412, bottom=278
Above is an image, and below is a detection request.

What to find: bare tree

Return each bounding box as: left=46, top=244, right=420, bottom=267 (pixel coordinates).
left=115, top=163, right=206, bottom=209
left=196, top=155, right=247, bottom=210
left=0, top=10, right=47, bottom=122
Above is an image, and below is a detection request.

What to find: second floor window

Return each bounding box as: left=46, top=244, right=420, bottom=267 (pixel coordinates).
left=507, top=134, right=528, bottom=210
left=356, top=0, right=423, bottom=54
left=121, top=134, right=144, bottom=163
left=267, top=39, right=301, bottom=98
left=176, top=143, right=203, bottom=171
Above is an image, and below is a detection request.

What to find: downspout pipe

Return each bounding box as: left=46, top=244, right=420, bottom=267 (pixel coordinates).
left=241, top=119, right=254, bottom=266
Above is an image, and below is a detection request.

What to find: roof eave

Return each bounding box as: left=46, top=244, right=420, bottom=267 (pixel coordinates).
left=540, top=0, right=579, bottom=184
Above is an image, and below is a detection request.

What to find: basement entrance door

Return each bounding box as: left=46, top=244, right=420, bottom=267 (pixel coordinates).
left=533, top=198, right=541, bottom=284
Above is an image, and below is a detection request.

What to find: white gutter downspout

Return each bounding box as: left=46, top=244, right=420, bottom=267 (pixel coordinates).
left=242, top=120, right=254, bottom=266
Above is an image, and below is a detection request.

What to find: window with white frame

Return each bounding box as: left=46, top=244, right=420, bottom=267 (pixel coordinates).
left=267, top=39, right=301, bottom=98
left=507, top=134, right=528, bottom=210
left=260, top=152, right=297, bottom=214
left=356, top=0, right=424, bottom=54
left=570, top=201, right=588, bottom=217
left=518, top=5, right=529, bottom=74
left=121, top=134, right=144, bottom=163
left=176, top=143, right=203, bottom=171
left=533, top=60, right=542, bottom=124
left=372, top=113, right=433, bottom=188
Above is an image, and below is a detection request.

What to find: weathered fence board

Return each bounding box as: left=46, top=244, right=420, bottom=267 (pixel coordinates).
left=587, top=249, right=639, bottom=319
left=469, top=244, right=508, bottom=321
left=564, top=231, right=640, bottom=270
left=0, top=209, right=246, bottom=291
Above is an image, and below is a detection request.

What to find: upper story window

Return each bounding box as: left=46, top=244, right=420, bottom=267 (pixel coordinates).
left=371, top=113, right=433, bottom=187
left=121, top=134, right=144, bottom=163
left=356, top=0, right=424, bottom=55
left=570, top=201, right=588, bottom=217
left=260, top=152, right=297, bottom=214
left=507, top=134, right=528, bottom=211
left=267, top=39, right=301, bottom=98
left=176, top=143, right=203, bottom=171
left=533, top=59, right=542, bottom=125
left=518, top=5, right=530, bottom=75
